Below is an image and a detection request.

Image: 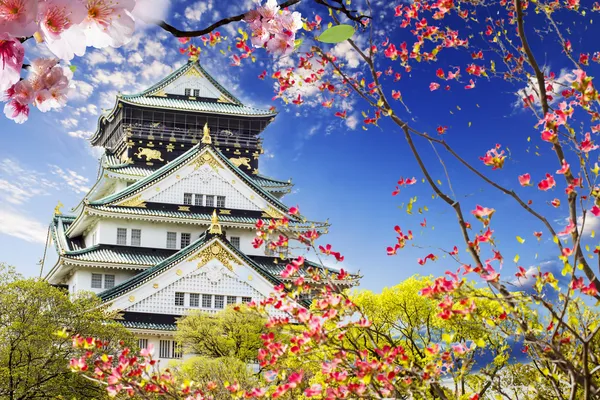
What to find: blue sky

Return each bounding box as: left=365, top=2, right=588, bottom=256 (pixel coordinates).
left=0, top=0, right=598, bottom=292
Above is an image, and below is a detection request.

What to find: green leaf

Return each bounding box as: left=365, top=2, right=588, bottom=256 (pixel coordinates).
left=317, top=24, right=355, bottom=43
left=69, top=65, right=77, bottom=73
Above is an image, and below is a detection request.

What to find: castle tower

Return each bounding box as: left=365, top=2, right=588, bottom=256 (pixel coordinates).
left=44, top=61, right=343, bottom=362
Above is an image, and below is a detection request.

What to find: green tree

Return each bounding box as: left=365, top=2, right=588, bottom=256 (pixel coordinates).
left=0, top=264, right=133, bottom=400
left=175, top=305, right=266, bottom=361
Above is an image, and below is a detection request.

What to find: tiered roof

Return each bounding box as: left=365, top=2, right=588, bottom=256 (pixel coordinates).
left=90, top=61, right=277, bottom=146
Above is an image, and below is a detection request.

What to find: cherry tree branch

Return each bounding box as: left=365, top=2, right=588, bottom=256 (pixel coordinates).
left=157, top=0, right=302, bottom=38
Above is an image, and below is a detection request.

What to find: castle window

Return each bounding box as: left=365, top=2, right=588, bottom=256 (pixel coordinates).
left=131, top=229, right=141, bottom=246
left=202, top=294, right=212, bottom=308
left=190, top=293, right=200, bottom=307
left=166, top=232, right=177, bottom=249
left=181, top=233, right=191, bottom=248
left=138, top=338, right=148, bottom=350
left=215, top=295, right=225, bottom=309
left=104, top=274, right=115, bottom=289
left=91, top=273, right=102, bottom=289
left=117, top=228, right=127, bottom=245
left=230, top=236, right=240, bottom=249
left=175, top=292, right=185, bottom=306
left=194, top=194, right=203, bottom=206
left=184, top=88, right=191, bottom=96
left=183, top=193, right=193, bottom=205
left=242, top=297, right=252, bottom=304
left=173, top=342, right=182, bottom=359
left=217, top=196, right=226, bottom=208
left=193, top=89, right=200, bottom=97
left=227, top=296, right=237, bottom=305
left=159, top=340, right=181, bottom=359
left=205, top=195, right=214, bottom=207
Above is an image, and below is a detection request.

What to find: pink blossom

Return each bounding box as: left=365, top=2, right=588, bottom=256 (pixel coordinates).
left=0, top=33, right=24, bottom=92
left=81, top=0, right=136, bottom=49
left=245, top=0, right=302, bottom=56
left=38, top=0, right=87, bottom=60
left=579, top=132, right=599, bottom=153
left=28, top=58, right=72, bottom=112
left=0, top=0, right=38, bottom=36
left=3, top=80, right=33, bottom=123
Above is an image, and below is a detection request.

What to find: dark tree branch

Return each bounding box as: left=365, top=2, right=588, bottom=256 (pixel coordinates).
left=157, top=0, right=303, bottom=38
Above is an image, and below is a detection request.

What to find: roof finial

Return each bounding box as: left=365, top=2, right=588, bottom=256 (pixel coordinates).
left=54, top=201, right=64, bottom=215
left=209, top=209, right=222, bottom=234
left=201, top=122, right=212, bottom=145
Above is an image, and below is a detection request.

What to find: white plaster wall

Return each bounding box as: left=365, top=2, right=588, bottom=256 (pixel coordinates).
left=90, top=220, right=270, bottom=256
left=70, top=267, right=139, bottom=295
left=146, top=165, right=259, bottom=211
left=84, top=224, right=100, bottom=247
left=127, top=260, right=263, bottom=315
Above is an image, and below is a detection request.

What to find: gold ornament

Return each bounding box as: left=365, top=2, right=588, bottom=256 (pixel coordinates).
left=117, top=195, right=147, bottom=208
left=209, top=210, right=222, bottom=234
left=135, top=147, right=164, bottom=162
left=229, top=157, right=252, bottom=170
left=201, top=123, right=212, bottom=144
left=54, top=201, right=64, bottom=215
left=187, top=241, right=238, bottom=271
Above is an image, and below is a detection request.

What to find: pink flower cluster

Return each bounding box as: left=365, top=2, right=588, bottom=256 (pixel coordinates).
left=1, top=0, right=138, bottom=123
left=244, top=0, right=302, bottom=57
left=4, top=58, right=72, bottom=123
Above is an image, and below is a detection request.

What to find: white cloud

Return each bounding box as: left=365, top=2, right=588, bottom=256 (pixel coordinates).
left=308, top=125, right=320, bottom=136
left=68, top=130, right=93, bottom=139
left=141, top=60, right=173, bottom=81
left=515, top=68, right=573, bottom=108
left=143, top=40, right=166, bottom=59
left=49, top=165, right=90, bottom=194
left=0, top=159, right=58, bottom=204
left=60, top=118, right=78, bottom=129
left=185, top=1, right=209, bottom=21
left=69, top=79, right=94, bottom=101
left=91, top=69, right=137, bottom=89
left=128, top=52, right=144, bottom=66
left=0, top=209, right=48, bottom=244
left=74, top=104, right=98, bottom=116
left=332, top=41, right=362, bottom=69
left=86, top=47, right=125, bottom=66
left=345, top=114, right=358, bottom=130
left=579, top=215, right=600, bottom=237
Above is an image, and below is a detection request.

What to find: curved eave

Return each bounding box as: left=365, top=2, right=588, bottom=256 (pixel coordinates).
left=117, top=97, right=277, bottom=118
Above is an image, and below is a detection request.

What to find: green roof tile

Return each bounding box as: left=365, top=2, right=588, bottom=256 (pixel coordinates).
left=118, top=320, right=176, bottom=331
left=119, top=97, right=274, bottom=117
left=65, top=245, right=175, bottom=266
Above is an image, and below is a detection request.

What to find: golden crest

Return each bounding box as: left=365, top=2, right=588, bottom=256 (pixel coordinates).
left=117, top=195, right=146, bottom=208
left=128, top=296, right=135, bottom=302
left=229, top=157, right=252, bottom=170
left=178, top=206, right=190, bottom=212
left=135, top=147, right=164, bottom=162
left=166, top=143, right=175, bottom=152
left=153, top=283, right=159, bottom=289
left=187, top=241, right=238, bottom=271
left=176, top=269, right=183, bottom=276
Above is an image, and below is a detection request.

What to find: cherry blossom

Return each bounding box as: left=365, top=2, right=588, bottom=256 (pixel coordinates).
left=0, top=33, right=23, bottom=91
left=245, top=0, right=302, bottom=57
left=80, top=0, right=136, bottom=49
left=38, top=0, right=87, bottom=60
left=3, top=80, right=33, bottom=123
left=0, top=0, right=38, bottom=36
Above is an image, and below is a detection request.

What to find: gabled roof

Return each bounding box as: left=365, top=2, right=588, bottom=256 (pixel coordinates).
left=90, top=62, right=275, bottom=147
left=102, top=157, right=292, bottom=193
left=99, top=232, right=284, bottom=303
left=87, top=143, right=299, bottom=222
